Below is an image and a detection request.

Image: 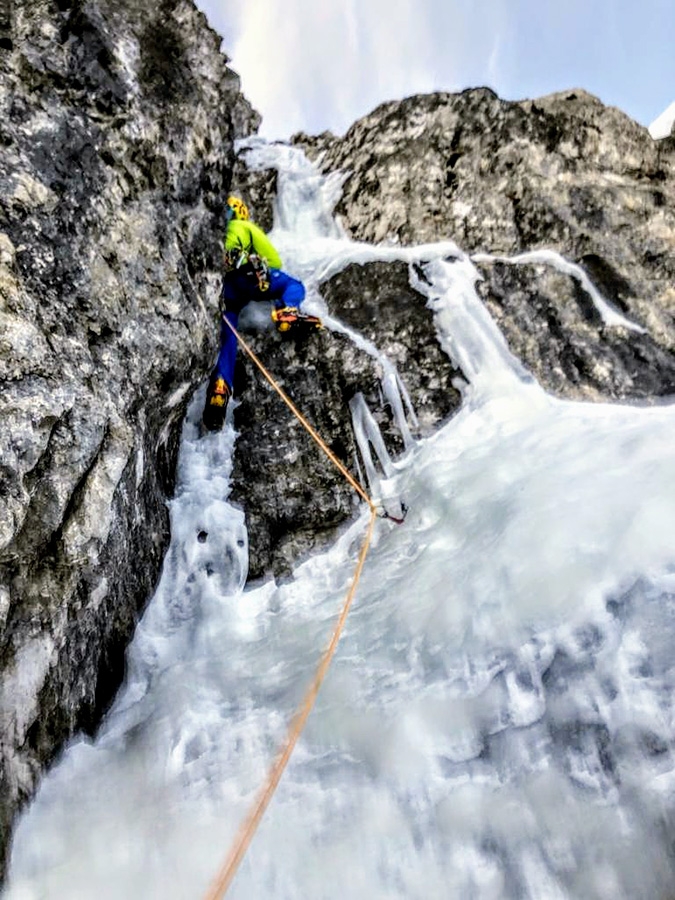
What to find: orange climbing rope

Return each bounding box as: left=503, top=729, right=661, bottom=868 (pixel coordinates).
left=224, top=317, right=374, bottom=508
left=202, top=318, right=379, bottom=900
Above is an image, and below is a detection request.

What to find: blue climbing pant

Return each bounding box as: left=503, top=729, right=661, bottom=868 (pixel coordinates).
left=213, top=268, right=306, bottom=390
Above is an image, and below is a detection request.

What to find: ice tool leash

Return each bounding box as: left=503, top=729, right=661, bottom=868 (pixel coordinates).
left=203, top=318, right=405, bottom=900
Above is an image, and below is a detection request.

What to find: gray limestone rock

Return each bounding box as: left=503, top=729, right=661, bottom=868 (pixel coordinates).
left=229, top=259, right=462, bottom=581
left=294, top=88, right=675, bottom=402
left=0, top=0, right=257, bottom=876
left=230, top=157, right=278, bottom=233
left=4, top=26, right=675, bottom=888
left=476, top=258, right=675, bottom=401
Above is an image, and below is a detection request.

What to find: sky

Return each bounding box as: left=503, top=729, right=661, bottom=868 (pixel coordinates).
left=196, top=0, right=675, bottom=140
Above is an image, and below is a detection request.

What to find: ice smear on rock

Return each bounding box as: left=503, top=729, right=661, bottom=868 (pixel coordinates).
left=472, top=249, right=647, bottom=333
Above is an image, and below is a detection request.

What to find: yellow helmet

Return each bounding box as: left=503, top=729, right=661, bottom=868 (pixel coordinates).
left=227, top=196, right=249, bottom=221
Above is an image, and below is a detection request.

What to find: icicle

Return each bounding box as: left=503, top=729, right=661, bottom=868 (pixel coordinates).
left=349, top=393, right=395, bottom=490
left=411, top=257, right=540, bottom=406
left=323, top=312, right=419, bottom=450
left=381, top=358, right=418, bottom=450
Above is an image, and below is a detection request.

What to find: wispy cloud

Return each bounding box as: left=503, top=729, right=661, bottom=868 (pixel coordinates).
left=197, top=0, right=674, bottom=137
left=200, top=0, right=491, bottom=137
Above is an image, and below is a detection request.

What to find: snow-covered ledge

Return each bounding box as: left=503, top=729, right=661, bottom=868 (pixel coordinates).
left=649, top=101, right=675, bottom=139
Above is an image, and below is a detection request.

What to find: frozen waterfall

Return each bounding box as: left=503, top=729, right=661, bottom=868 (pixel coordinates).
left=5, top=140, right=675, bottom=900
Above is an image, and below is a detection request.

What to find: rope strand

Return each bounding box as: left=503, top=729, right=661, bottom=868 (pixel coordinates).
left=203, top=318, right=378, bottom=899
left=204, top=510, right=377, bottom=900
left=224, top=316, right=375, bottom=509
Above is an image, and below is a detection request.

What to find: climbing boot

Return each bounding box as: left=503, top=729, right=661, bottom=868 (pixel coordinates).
left=202, top=376, right=231, bottom=432
left=271, top=306, right=323, bottom=333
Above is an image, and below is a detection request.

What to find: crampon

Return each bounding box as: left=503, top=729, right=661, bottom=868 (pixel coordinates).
left=202, top=376, right=231, bottom=432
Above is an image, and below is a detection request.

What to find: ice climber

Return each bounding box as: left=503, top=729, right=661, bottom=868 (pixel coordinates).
left=202, top=195, right=320, bottom=432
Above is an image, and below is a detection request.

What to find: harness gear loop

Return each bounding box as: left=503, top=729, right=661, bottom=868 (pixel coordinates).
left=249, top=253, right=269, bottom=291
left=223, top=248, right=269, bottom=287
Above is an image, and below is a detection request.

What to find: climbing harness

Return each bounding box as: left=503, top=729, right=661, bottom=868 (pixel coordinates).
left=223, top=249, right=270, bottom=291
left=249, top=253, right=269, bottom=291
left=203, top=319, right=405, bottom=900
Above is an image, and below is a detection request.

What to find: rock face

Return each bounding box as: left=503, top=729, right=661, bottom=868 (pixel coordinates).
left=3, top=27, right=675, bottom=886
left=295, top=88, right=675, bottom=402
left=234, top=89, right=675, bottom=587
left=476, top=258, right=675, bottom=401
left=229, top=260, right=462, bottom=580
left=0, top=0, right=257, bottom=875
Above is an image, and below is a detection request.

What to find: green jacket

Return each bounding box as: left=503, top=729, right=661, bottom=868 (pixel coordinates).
left=224, top=220, right=282, bottom=269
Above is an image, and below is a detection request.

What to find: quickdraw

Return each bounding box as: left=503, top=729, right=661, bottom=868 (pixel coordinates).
left=249, top=253, right=269, bottom=291
left=377, top=501, right=408, bottom=526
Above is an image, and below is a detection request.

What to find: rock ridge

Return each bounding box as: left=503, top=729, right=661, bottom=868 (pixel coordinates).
left=0, top=0, right=257, bottom=875
left=294, top=88, right=675, bottom=403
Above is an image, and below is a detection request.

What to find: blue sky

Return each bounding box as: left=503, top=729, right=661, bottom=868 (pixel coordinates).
left=197, top=0, right=675, bottom=139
